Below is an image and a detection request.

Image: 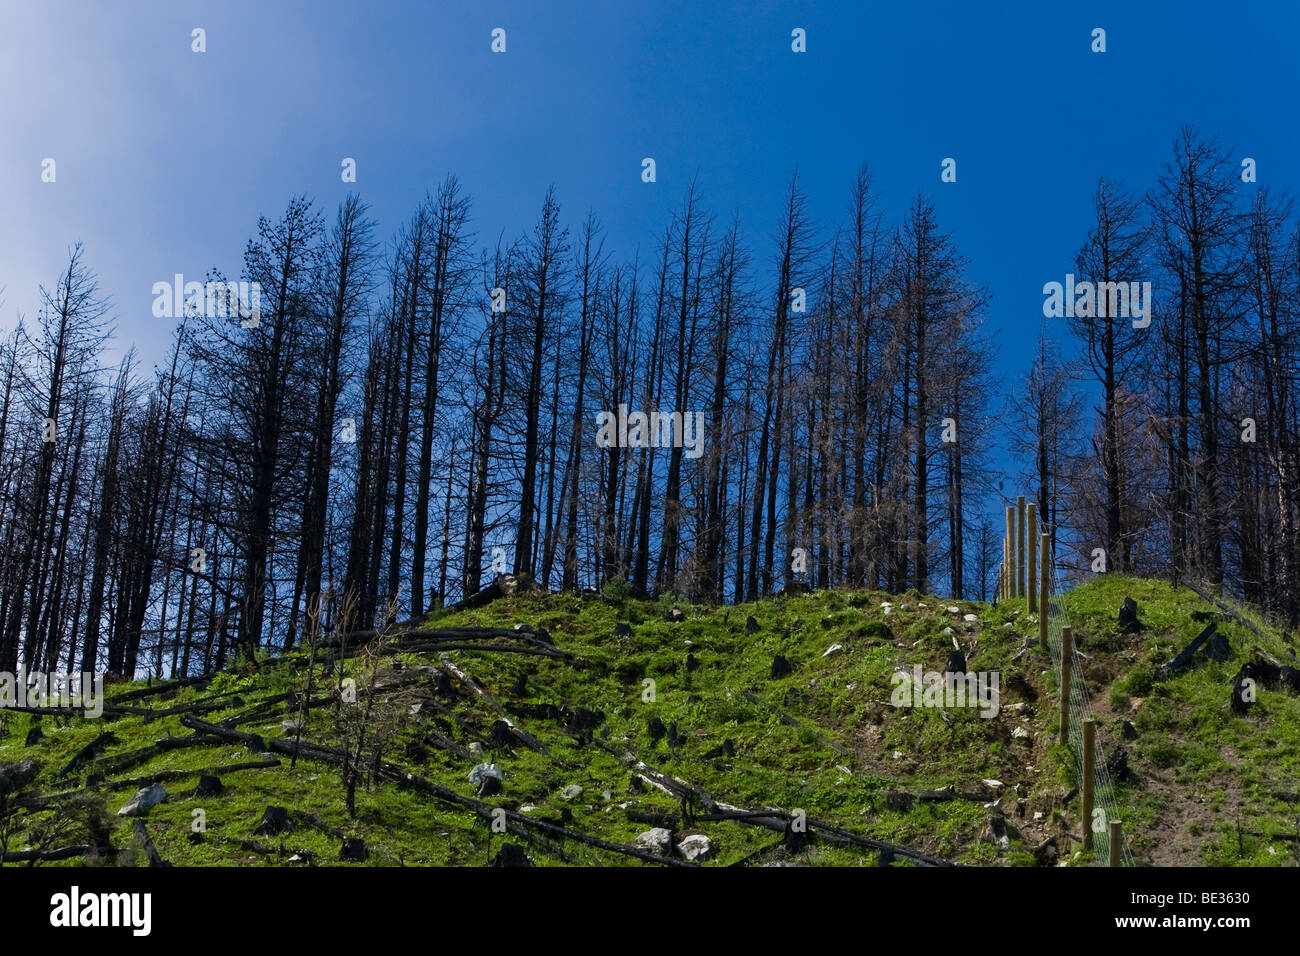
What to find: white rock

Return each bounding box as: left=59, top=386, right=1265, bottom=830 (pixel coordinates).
left=883, top=606, right=893, bottom=615
left=118, top=783, right=167, bottom=817
left=468, top=763, right=503, bottom=785
left=942, top=626, right=954, bottom=636
left=982, top=779, right=1004, bottom=788
left=964, top=614, right=979, bottom=623
left=675, top=833, right=714, bottom=861
left=947, top=606, right=960, bottom=614
left=822, top=644, right=843, bottom=657
left=1012, top=726, right=1031, bottom=739
left=892, top=750, right=905, bottom=759
left=633, top=827, right=673, bottom=855
left=468, top=742, right=486, bottom=755
left=560, top=784, right=584, bottom=800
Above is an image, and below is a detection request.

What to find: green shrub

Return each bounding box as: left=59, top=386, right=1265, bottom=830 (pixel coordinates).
left=602, top=575, right=632, bottom=600
left=1122, top=661, right=1156, bottom=697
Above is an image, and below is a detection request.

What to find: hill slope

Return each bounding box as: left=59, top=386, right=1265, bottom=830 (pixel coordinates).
left=2, top=576, right=1298, bottom=867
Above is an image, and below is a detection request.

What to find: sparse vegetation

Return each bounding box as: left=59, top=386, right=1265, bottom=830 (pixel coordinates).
left=1, top=575, right=1297, bottom=866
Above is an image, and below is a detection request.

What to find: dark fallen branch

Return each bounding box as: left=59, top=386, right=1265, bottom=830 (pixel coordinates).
left=156, top=734, right=226, bottom=750
left=741, top=690, right=848, bottom=757
left=802, top=816, right=955, bottom=866
left=109, top=675, right=211, bottom=704
left=180, top=714, right=687, bottom=867
left=1180, top=580, right=1284, bottom=652
left=1154, top=622, right=1218, bottom=680
left=132, top=820, right=171, bottom=867
left=444, top=574, right=535, bottom=614
left=59, top=732, right=117, bottom=778
left=402, top=642, right=566, bottom=659
left=627, top=809, right=679, bottom=828
left=286, top=809, right=402, bottom=865
left=596, top=738, right=954, bottom=867
left=90, top=733, right=229, bottom=778
left=391, top=768, right=693, bottom=866
left=0, top=844, right=94, bottom=863
left=214, top=835, right=315, bottom=859
left=1, top=842, right=95, bottom=868
left=887, top=785, right=999, bottom=805
left=437, top=654, right=550, bottom=754
left=112, top=758, right=281, bottom=791
left=419, top=724, right=475, bottom=763
left=728, top=834, right=795, bottom=867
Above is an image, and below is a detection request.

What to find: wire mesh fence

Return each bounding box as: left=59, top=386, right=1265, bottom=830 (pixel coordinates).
left=997, top=496, right=1134, bottom=866
left=1044, top=565, right=1135, bottom=866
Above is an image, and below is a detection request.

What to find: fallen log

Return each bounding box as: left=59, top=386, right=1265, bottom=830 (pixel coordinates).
left=741, top=690, right=848, bottom=756
left=58, top=732, right=117, bottom=778
left=1181, top=579, right=1276, bottom=646
left=886, top=785, right=1000, bottom=804
left=402, top=642, right=566, bottom=659
left=594, top=741, right=711, bottom=804
left=444, top=574, right=534, bottom=614
left=391, top=769, right=694, bottom=866
left=180, top=714, right=688, bottom=867
left=0, top=844, right=94, bottom=863
left=112, top=758, right=281, bottom=791
left=109, top=675, right=210, bottom=704
left=132, top=821, right=171, bottom=867
left=286, top=809, right=402, bottom=865
left=437, top=654, right=550, bottom=754
left=1154, top=622, right=1218, bottom=679
left=596, top=738, right=953, bottom=866
left=728, top=834, right=794, bottom=867
left=156, top=734, right=226, bottom=750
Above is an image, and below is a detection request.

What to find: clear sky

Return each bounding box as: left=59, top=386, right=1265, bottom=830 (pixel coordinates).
left=3, top=0, right=1298, bottom=394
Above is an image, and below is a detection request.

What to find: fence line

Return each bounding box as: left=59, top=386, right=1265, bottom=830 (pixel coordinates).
left=997, top=495, right=1133, bottom=866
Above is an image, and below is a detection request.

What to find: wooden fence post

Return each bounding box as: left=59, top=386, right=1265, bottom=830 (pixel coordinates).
left=1027, top=504, right=1037, bottom=614
left=1109, top=820, right=1123, bottom=867
left=1005, top=506, right=1016, bottom=598
left=1016, top=495, right=1026, bottom=599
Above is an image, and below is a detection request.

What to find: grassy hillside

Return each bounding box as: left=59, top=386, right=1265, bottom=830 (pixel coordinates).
left=2, top=575, right=1298, bottom=867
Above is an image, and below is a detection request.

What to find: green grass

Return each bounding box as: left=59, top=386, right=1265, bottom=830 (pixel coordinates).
left=2, top=574, right=1298, bottom=866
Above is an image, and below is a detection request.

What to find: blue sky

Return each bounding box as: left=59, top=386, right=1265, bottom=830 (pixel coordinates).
left=3, top=0, right=1298, bottom=395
